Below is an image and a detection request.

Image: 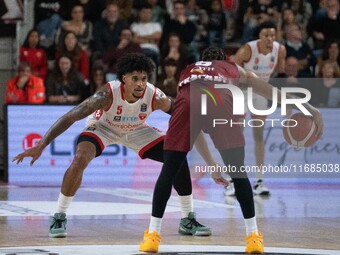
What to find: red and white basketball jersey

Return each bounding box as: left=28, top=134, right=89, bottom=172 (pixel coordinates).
left=243, top=40, right=280, bottom=82
left=86, top=81, right=158, bottom=133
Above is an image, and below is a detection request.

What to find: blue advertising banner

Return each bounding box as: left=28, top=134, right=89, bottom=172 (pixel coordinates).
left=6, top=105, right=170, bottom=186
left=6, top=105, right=340, bottom=185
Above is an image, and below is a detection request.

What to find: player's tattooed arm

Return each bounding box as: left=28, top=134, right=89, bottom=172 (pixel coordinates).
left=12, top=85, right=112, bottom=165
left=153, top=88, right=172, bottom=113
left=39, top=85, right=112, bottom=148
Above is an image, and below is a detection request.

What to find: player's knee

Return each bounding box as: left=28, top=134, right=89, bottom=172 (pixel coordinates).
left=72, top=152, right=94, bottom=169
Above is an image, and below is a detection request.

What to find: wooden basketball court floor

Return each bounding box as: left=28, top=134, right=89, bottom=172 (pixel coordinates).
left=1, top=178, right=340, bottom=255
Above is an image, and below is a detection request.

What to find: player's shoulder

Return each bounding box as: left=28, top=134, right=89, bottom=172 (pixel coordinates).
left=246, top=40, right=258, bottom=48
left=107, top=80, right=121, bottom=88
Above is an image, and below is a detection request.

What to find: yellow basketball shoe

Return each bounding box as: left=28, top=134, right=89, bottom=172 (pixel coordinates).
left=139, top=229, right=161, bottom=253
left=245, top=231, right=264, bottom=254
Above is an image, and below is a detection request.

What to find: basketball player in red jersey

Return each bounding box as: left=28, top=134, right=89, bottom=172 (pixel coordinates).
left=12, top=53, right=214, bottom=238
left=139, top=47, right=323, bottom=254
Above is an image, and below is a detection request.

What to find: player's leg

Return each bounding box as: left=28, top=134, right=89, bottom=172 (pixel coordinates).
left=49, top=134, right=102, bottom=238
left=140, top=150, right=187, bottom=252
left=251, top=93, right=271, bottom=195
left=209, top=89, right=264, bottom=253
left=252, top=121, right=270, bottom=195
left=224, top=99, right=246, bottom=197
left=140, top=85, right=195, bottom=252
left=219, top=147, right=264, bottom=254
left=142, top=140, right=211, bottom=236
left=174, top=158, right=211, bottom=236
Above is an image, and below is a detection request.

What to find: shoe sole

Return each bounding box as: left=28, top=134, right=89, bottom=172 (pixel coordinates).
left=254, top=191, right=270, bottom=196
left=246, top=248, right=264, bottom=254
left=49, top=232, right=67, bottom=238
left=178, top=228, right=212, bottom=236
left=139, top=248, right=158, bottom=252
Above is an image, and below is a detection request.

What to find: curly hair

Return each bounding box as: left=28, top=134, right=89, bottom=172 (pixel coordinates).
left=116, top=53, right=155, bottom=82
left=200, top=46, right=226, bottom=61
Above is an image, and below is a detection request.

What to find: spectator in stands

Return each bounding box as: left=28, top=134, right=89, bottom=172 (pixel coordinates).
left=241, top=0, right=280, bottom=44
left=102, top=27, right=143, bottom=81
left=273, top=56, right=308, bottom=91
left=62, top=0, right=106, bottom=24
left=92, top=3, right=128, bottom=58
left=109, top=0, right=133, bottom=22
left=308, top=0, right=340, bottom=52
left=278, top=8, right=298, bottom=42
left=88, top=66, right=107, bottom=96
left=309, top=0, right=324, bottom=15
left=186, top=0, right=209, bottom=51
left=281, top=0, right=313, bottom=32
left=160, top=32, right=189, bottom=78
left=55, top=4, right=93, bottom=55
left=5, top=62, right=45, bottom=104
left=206, top=0, right=227, bottom=49
left=284, top=23, right=316, bottom=77
left=131, top=3, right=162, bottom=66
left=45, top=55, right=85, bottom=104
left=318, top=39, right=340, bottom=68
left=156, top=58, right=178, bottom=99
left=34, top=0, right=64, bottom=60
left=312, top=60, right=340, bottom=107
left=160, top=0, right=197, bottom=62
left=20, top=29, right=48, bottom=81
left=147, top=0, right=167, bottom=26
left=55, top=31, right=90, bottom=84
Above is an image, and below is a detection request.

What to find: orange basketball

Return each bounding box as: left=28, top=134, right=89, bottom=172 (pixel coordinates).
left=283, top=113, right=319, bottom=148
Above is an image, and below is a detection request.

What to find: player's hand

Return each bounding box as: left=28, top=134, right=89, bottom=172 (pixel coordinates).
left=210, top=166, right=229, bottom=186
left=12, top=145, right=44, bottom=166
left=310, top=107, right=324, bottom=139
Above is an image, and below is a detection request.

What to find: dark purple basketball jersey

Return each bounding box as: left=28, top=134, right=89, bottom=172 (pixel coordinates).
left=178, top=60, right=240, bottom=87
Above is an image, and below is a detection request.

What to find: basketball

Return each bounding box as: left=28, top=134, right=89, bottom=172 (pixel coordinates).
left=283, top=113, right=319, bottom=148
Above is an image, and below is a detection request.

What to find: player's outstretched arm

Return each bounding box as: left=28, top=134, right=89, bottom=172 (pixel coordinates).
left=12, top=85, right=113, bottom=166
left=238, top=66, right=324, bottom=138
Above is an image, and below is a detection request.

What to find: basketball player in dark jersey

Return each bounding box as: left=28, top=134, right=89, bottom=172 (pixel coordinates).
left=139, top=47, right=323, bottom=254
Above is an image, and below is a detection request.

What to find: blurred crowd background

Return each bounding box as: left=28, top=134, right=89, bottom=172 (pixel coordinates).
left=1, top=0, right=340, bottom=108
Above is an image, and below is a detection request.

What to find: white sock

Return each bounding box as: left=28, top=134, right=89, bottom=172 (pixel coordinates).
left=244, top=216, right=258, bottom=236
left=56, top=193, right=74, bottom=214
left=179, top=194, right=193, bottom=218
left=148, top=216, right=162, bottom=234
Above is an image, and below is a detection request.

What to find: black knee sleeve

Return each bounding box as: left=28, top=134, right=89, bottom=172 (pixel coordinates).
left=143, top=141, right=192, bottom=196
left=152, top=150, right=188, bottom=218
left=219, top=147, right=255, bottom=219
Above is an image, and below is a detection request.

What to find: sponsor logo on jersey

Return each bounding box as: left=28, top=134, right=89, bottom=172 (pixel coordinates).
left=190, top=66, right=205, bottom=74
left=140, top=103, right=147, bottom=112
left=114, top=116, right=121, bottom=121
left=139, top=113, right=147, bottom=120
left=255, top=57, right=259, bottom=65
left=87, top=126, right=96, bottom=131
left=94, top=109, right=103, bottom=120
